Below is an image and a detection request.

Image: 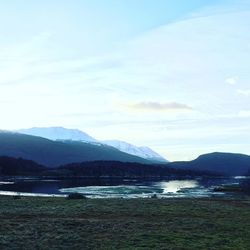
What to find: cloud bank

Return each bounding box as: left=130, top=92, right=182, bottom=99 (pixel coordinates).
left=128, top=102, right=193, bottom=112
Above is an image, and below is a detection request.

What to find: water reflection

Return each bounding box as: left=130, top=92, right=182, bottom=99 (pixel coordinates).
left=0, top=177, right=243, bottom=198
left=0, top=181, right=15, bottom=185
left=60, top=180, right=207, bottom=198
left=161, top=180, right=198, bottom=193
left=59, top=184, right=162, bottom=198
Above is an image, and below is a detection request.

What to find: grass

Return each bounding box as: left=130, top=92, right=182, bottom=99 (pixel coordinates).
left=213, top=184, right=243, bottom=192
left=0, top=196, right=250, bottom=249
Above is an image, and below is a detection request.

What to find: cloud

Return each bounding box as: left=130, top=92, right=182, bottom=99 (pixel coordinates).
left=225, top=76, right=239, bottom=85
left=128, top=101, right=193, bottom=112
left=237, top=89, right=250, bottom=96
left=238, top=110, right=250, bottom=117
left=0, top=32, right=52, bottom=86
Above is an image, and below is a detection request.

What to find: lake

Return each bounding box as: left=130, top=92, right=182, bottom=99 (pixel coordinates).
left=0, top=177, right=246, bottom=198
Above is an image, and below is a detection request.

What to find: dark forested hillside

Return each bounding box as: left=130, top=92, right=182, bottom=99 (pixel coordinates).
left=0, top=132, right=150, bottom=167
left=0, top=156, right=216, bottom=178
left=0, top=156, right=45, bottom=175
left=168, top=152, right=250, bottom=176
left=54, top=161, right=216, bottom=178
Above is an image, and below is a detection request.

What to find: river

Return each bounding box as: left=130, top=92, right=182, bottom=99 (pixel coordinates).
left=0, top=176, right=247, bottom=198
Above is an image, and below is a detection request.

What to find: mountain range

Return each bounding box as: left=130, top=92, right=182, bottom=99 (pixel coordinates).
left=0, top=128, right=250, bottom=176
left=0, top=131, right=150, bottom=167
left=17, top=127, right=168, bottom=162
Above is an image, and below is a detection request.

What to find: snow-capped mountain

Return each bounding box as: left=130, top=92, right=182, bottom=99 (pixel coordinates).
left=16, top=127, right=168, bottom=162
left=103, top=140, right=168, bottom=163
left=17, top=127, right=97, bottom=143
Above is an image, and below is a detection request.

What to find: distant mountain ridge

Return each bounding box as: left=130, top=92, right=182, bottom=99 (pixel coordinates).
left=168, top=152, right=250, bottom=176
left=0, top=131, right=150, bottom=167
left=103, top=140, right=168, bottom=162
left=0, top=131, right=249, bottom=176
left=16, top=127, right=167, bottom=162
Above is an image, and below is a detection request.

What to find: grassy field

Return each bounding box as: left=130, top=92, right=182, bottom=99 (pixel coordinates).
left=0, top=196, right=250, bottom=249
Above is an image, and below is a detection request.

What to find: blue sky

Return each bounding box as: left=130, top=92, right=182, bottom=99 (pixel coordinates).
left=0, top=0, right=250, bottom=161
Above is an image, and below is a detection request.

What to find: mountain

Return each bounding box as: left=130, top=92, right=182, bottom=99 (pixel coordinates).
left=17, top=127, right=167, bottom=163
left=2, top=129, right=249, bottom=175
left=168, top=152, right=250, bottom=176
left=103, top=140, right=168, bottom=163
left=0, top=132, right=150, bottom=167
left=17, top=127, right=97, bottom=142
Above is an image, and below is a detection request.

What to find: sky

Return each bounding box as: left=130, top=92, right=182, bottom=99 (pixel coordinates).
left=0, top=0, right=250, bottom=161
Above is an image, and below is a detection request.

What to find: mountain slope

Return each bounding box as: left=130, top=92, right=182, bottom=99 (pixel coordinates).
left=0, top=132, right=150, bottom=167
left=103, top=140, right=168, bottom=162
left=168, top=152, right=250, bottom=176
left=17, top=127, right=167, bottom=162
left=17, top=127, right=97, bottom=142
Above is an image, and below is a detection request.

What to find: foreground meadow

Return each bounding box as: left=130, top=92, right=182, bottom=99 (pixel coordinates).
left=0, top=196, right=250, bottom=249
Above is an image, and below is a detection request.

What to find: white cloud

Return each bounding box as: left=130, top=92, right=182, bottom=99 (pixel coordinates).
left=239, top=110, right=250, bottom=117
left=127, top=101, right=193, bottom=112
left=0, top=32, right=52, bottom=85
left=237, top=89, right=250, bottom=96
left=225, top=76, right=239, bottom=85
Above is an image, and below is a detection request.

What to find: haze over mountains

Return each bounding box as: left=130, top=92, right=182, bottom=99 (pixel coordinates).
left=17, top=127, right=167, bottom=162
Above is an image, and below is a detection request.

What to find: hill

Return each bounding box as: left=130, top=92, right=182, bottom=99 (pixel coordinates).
left=168, top=152, right=250, bottom=176
left=0, top=156, right=45, bottom=175
left=0, top=132, right=150, bottom=167
left=54, top=161, right=211, bottom=178
left=0, top=156, right=214, bottom=178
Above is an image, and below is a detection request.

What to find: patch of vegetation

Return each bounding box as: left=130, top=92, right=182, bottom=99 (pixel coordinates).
left=151, top=194, right=158, bottom=199
left=0, top=196, right=250, bottom=249
left=67, top=193, right=87, bottom=200
left=240, top=178, right=250, bottom=195
left=213, top=184, right=243, bottom=192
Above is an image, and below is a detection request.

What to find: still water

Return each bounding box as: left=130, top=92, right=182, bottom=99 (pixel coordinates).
left=0, top=177, right=244, bottom=198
